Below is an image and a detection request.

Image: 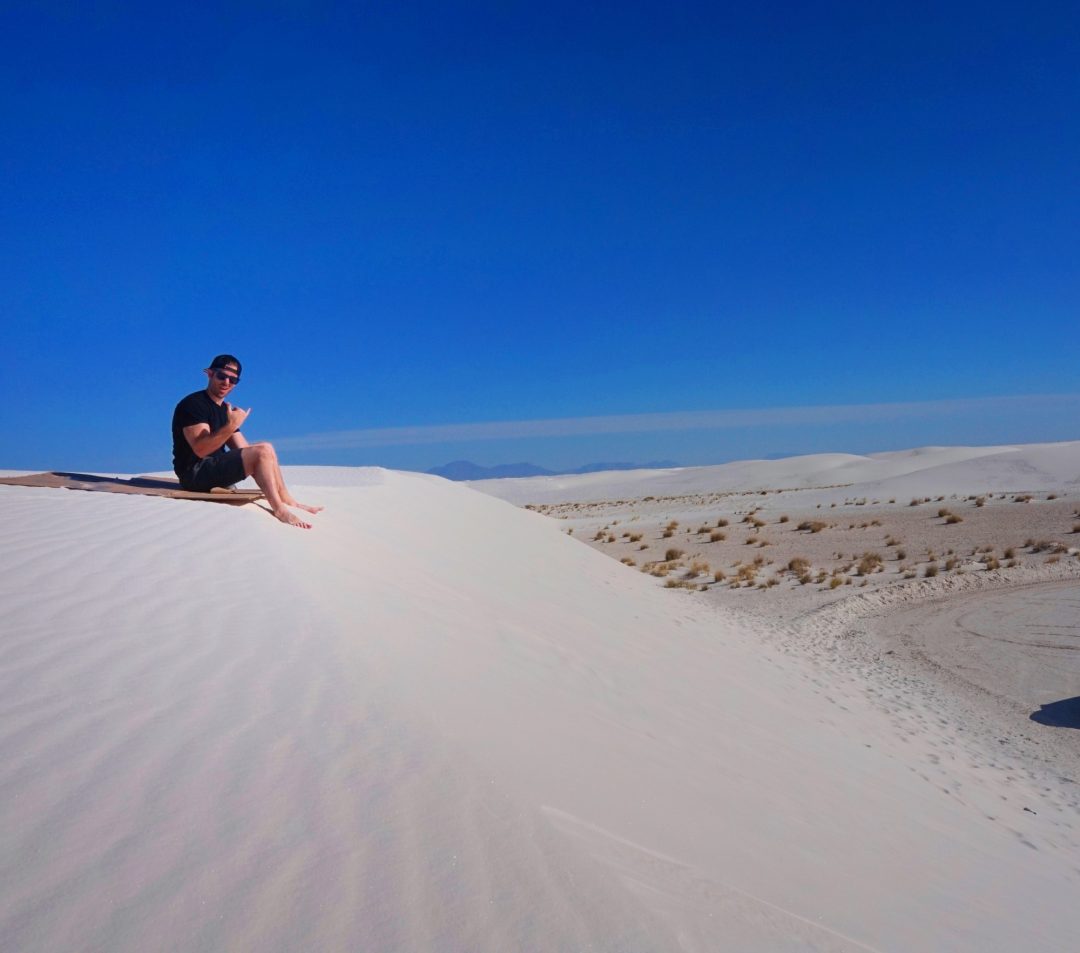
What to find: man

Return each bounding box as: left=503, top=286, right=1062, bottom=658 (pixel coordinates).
left=172, top=354, right=322, bottom=529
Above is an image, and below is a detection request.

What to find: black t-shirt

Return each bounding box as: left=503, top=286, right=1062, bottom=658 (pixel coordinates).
left=172, top=390, right=233, bottom=476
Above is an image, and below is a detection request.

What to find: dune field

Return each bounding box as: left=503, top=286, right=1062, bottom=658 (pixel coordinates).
left=1, top=442, right=1079, bottom=951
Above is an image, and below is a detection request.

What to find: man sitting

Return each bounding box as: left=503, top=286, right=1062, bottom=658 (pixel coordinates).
left=172, top=354, right=322, bottom=529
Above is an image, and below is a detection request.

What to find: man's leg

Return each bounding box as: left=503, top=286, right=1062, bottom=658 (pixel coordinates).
left=240, top=445, right=316, bottom=529
left=246, top=442, right=323, bottom=515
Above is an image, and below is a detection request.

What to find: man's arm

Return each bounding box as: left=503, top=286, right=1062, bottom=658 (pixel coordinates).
left=228, top=430, right=250, bottom=451
left=183, top=404, right=250, bottom=458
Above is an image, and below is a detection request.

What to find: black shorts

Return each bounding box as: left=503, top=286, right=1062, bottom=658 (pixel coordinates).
left=178, top=451, right=247, bottom=492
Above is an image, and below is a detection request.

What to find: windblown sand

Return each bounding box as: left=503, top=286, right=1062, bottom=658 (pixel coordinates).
left=2, top=444, right=1079, bottom=951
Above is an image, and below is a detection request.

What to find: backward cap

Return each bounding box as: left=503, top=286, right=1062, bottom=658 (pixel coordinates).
left=209, top=354, right=242, bottom=377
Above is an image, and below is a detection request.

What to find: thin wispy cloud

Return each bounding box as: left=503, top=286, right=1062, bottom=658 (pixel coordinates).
left=272, top=393, right=1080, bottom=451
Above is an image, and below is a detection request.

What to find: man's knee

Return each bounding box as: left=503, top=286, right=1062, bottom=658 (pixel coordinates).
left=241, top=443, right=274, bottom=472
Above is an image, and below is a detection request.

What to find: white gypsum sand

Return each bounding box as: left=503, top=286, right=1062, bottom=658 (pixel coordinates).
left=1, top=454, right=1078, bottom=951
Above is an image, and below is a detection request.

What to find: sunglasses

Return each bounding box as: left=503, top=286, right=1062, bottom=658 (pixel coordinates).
left=213, top=370, right=240, bottom=385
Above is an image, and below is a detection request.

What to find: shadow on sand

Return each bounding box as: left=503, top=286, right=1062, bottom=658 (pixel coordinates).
left=53, top=472, right=181, bottom=490
left=1031, top=697, right=1080, bottom=729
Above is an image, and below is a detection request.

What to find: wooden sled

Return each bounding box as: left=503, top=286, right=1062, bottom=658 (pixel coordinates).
left=0, top=472, right=265, bottom=505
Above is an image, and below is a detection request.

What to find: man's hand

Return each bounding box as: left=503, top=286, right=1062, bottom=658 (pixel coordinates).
left=227, top=403, right=251, bottom=432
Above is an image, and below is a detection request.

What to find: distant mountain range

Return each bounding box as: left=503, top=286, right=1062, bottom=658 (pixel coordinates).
left=427, top=460, right=680, bottom=481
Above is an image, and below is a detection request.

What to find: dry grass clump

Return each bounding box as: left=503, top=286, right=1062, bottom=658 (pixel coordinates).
left=665, top=547, right=684, bottom=561
left=629, top=532, right=643, bottom=542
left=924, top=562, right=939, bottom=578
left=664, top=578, right=698, bottom=589
left=1072, top=523, right=1080, bottom=534
left=709, top=530, right=726, bottom=542
left=778, top=515, right=790, bottom=523
left=735, top=564, right=758, bottom=585
left=944, top=557, right=959, bottom=571
left=828, top=576, right=844, bottom=589
left=981, top=555, right=1000, bottom=570
left=1028, top=540, right=1067, bottom=554
left=662, top=529, right=674, bottom=538
left=945, top=514, right=963, bottom=524
left=787, top=557, right=811, bottom=575
left=716, top=518, right=729, bottom=527
left=975, top=496, right=986, bottom=507
left=713, top=568, right=727, bottom=583
left=1004, top=547, right=1015, bottom=558
left=684, top=561, right=711, bottom=579
left=1014, top=494, right=1033, bottom=503
left=620, top=557, right=636, bottom=566
left=856, top=552, right=884, bottom=576
left=895, top=548, right=907, bottom=560
left=797, top=520, right=828, bottom=533
left=937, top=508, right=951, bottom=518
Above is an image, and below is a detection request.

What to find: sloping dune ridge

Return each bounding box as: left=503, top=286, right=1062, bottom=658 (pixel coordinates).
left=1, top=464, right=1079, bottom=951
left=471, top=440, right=1080, bottom=505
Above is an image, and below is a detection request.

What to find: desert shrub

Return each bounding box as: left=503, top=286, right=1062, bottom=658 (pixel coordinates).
left=909, top=498, right=920, bottom=507
left=857, top=552, right=884, bottom=576
left=629, top=533, right=643, bottom=542
left=736, top=564, right=758, bottom=583
left=944, top=558, right=959, bottom=570
left=620, top=557, right=636, bottom=566
left=716, top=518, right=729, bottom=527
left=904, top=570, right=917, bottom=579
left=664, top=578, right=696, bottom=589
left=797, top=520, right=828, bottom=533
left=1048, top=493, right=1058, bottom=500
left=662, top=529, right=674, bottom=538
left=566, top=528, right=574, bottom=535
left=1046, top=555, right=1061, bottom=564
left=982, top=556, right=1000, bottom=570
left=1004, top=547, right=1015, bottom=558
left=938, top=508, right=951, bottom=518
left=713, top=569, right=727, bottom=582
left=975, top=496, right=986, bottom=507
left=788, top=557, right=811, bottom=575
left=1007, top=558, right=1018, bottom=568
left=779, top=515, right=789, bottom=523
left=709, top=530, right=726, bottom=542
left=895, top=549, right=906, bottom=560
left=665, top=548, right=684, bottom=561
left=829, top=576, right=844, bottom=589
left=815, top=570, right=828, bottom=583
left=666, top=520, right=679, bottom=529
left=1073, top=524, right=1080, bottom=534
left=639, top=543, right=648, bottom=550
left=1014, top=494, right=1032, bottom=503
left=924, top=563, right=938, bottom=578
left=945, top=514, right=963, bottom=524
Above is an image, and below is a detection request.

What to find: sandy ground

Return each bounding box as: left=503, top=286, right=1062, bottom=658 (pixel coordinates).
left=2, top=446, right=1080, bottom=951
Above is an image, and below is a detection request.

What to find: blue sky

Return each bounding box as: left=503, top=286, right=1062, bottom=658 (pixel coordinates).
left=2, top=2, right=1077, bottom=473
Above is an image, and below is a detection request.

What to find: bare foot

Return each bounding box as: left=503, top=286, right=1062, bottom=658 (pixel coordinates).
left=284, top=496, right=323, bottom=514
left=273, top=507, right=312, bottom=529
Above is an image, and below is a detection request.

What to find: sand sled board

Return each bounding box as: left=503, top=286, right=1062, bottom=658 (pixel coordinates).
left=0, top=472, right=264, bottom=504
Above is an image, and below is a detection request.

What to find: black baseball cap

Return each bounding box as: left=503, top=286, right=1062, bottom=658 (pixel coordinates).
left=209, top=354, right=242, bottom=377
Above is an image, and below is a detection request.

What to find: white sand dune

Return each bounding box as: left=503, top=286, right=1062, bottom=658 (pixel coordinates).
left=471, top=440, right=1080, bottom=505
left=2, top=466, right=1079, bottom=951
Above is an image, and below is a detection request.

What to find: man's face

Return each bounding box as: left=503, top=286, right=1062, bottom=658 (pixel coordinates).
left=205, top=363, right=240, bottom=400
